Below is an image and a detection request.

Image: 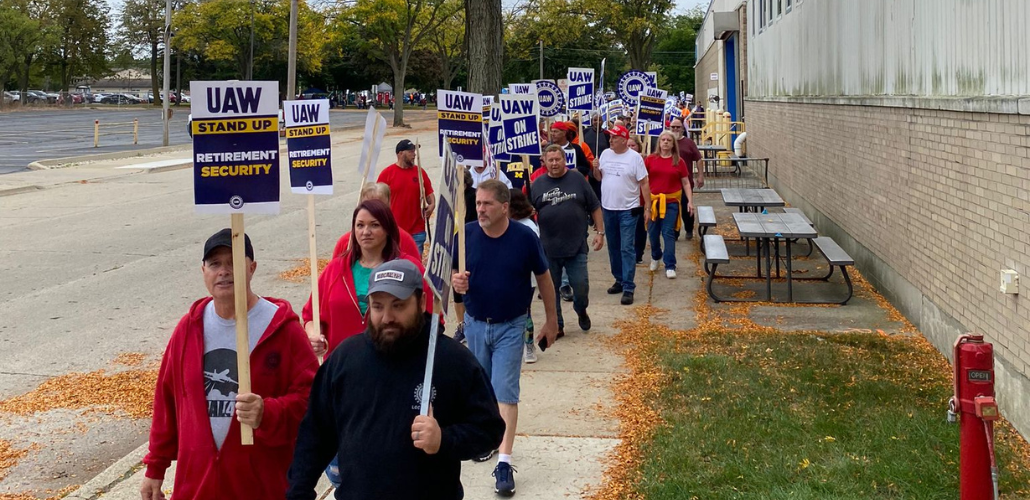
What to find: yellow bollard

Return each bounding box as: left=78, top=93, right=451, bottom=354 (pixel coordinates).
left=94, top=120, right=99, bottom=148
left=133, top=118, right=138, bottom=145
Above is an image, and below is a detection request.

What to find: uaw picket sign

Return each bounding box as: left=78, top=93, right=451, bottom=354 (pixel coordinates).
left=533, top=80, right=565, bottom=118
left=425, top=143, right=459, bottom=306
left=616, top=70, right=656, bottom=107
left=488, top=104, right=511, bottom=163
left=284, top=99, right=332, bottom=195
left=191, top=81, right=280, bottom=214
left=566, top=68, right=594, bottom=112
left=499, top=94, right=541, bottom=156
left=636, top=86, right=668, bottom=128
left=482, top=95, right=493, bottom=125
left=437, top=90, right=484, bottom=167
left=508, top=83, right=534, bottom=95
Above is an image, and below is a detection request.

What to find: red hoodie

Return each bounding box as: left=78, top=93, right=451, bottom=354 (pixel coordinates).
left=303, top=252, right=433, bottom=355
left=144, top=297, right=318, bottom=500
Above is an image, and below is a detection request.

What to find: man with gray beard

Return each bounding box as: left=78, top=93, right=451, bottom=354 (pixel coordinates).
left=529, top=144, right=605, bottom=338
left=287, top=259, right=504, bottom=500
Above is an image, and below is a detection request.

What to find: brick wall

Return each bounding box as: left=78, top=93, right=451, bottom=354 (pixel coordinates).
left=747, top=98, right=1030, bottom=430
left=694, top=45, right=721, bottom=106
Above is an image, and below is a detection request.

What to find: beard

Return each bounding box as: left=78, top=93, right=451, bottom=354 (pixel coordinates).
left=369, top=311, right=426, bottom=355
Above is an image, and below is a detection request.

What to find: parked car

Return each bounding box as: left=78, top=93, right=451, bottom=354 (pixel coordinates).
left=101, top=93, right=140, bottom=104
left=93, top=93, right=107, bottom=103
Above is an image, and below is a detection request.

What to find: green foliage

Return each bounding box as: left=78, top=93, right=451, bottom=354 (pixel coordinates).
left=651, top=9, right=704, bottom=95
left=0, top=4, right=39, bottom=88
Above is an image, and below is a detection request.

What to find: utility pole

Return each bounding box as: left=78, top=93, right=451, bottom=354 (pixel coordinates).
left=286, top=0, right=298, bottom=101
left=162, top=0, right=172, bottom=146
left=248, top=0, right=255, bottom=80
left=539, top=40, right=543, bottom=80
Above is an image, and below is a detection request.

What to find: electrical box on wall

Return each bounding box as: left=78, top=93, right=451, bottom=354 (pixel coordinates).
left=1000, top=269, right=1019, bottom=294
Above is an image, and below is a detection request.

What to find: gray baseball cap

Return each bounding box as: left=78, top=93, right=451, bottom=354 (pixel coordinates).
left=367, top=259, right=423, bottom=299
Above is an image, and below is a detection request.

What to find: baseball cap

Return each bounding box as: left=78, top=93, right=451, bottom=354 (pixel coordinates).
left=605, top=124, right=630, bottom=139
left=367, top=259, right=423, bottom=300
left=549, top=121, right=571, bottom=131
left=395, top=139, right=417, bottom=154
left=203, top=228, right=254, bottom=261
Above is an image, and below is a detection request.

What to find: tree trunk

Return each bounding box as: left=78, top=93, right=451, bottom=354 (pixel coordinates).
left=19, top=54, right=32, bottom=104
left=465, top=0, right=502, bottom=97
left=392, top=63, right=406, bottom=127
left=440, top=51, right=453, bottom=90
left=151, top=39, right=161, bottom=106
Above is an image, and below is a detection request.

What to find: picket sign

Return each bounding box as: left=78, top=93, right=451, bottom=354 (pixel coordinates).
left=192, top=80, right=284, bottom=445
left=420, top=144, right=463, bottom=415
left=356, top=108, right=387, bottom=203
left=415, top=138, right=431, bottom=243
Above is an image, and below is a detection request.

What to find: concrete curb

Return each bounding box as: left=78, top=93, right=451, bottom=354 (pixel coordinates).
left=63, top=442, right=148, bottom=500
left=27, top=145, right=193, bottom=170
left=0, top=185, right=43, bottom=197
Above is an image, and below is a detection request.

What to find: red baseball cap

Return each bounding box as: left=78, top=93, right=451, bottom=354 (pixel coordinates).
left=549, top=121, right=571, bottom=131
left=605, top=124, right=630, bottom=139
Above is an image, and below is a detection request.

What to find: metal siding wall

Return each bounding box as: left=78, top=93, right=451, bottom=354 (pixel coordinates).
left=747, top=0, right=1030, bottom=98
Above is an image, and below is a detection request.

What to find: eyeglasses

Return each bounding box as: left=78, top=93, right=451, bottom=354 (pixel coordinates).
left=670, top=126, right=683, bottom=130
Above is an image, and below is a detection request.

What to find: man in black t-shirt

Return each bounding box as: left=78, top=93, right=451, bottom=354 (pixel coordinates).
left=530, top=144, right=605, bottom=337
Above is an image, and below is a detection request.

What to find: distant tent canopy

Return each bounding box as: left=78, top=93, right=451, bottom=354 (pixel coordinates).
left=376, top=82, right=393, bottom=93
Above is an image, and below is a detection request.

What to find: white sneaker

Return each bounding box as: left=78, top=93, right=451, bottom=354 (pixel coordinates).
left=649, top=259, right=660, bottom=272
left=524, top=343, right=538, bottom=363
left=666, top=269, right=677, bottom=279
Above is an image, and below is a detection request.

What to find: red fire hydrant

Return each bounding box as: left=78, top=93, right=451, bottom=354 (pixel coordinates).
left=948, top=334, right=999, bottom=500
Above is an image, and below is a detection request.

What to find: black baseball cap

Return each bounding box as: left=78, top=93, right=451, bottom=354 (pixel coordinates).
left=396, top=139, right=418, bottom=154
left=203, top=228, right=254, bottom=261
left=367, top=260, right=423, bottom=300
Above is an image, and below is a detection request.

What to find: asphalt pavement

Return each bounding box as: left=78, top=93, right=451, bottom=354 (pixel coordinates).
left=0, top=107, right=399, bottom=172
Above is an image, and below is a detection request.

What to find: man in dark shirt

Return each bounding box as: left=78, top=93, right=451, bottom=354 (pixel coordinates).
left=452, top=179, right=559, bottom=496
left=530, top=144, right=604, bottom=337
left=287, top=259, right=504, bottom=500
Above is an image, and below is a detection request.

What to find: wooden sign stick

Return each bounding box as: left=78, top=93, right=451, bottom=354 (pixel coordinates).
left=306, top=195, right=323, bottom=364
left=230, top=213, right=254, bottom=446
left=456, top=165, right=467, bottom=273
left=357, top=114, right=382, bottom=206
left=416, top=138, right=431, bottom=245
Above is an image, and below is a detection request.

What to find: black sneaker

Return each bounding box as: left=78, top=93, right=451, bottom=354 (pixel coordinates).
left=474, top=449, right=498, bottom=462
left=577, top=311, right=591, bottom=331
left=559, top=284, right=574, bottom=302
left=556, top=327, right=565, bottom=340
left=621, top=292, right=634, bottom=305
left=454, top=323, right=466, bottom=344
left=493, top=462, right=517, bottom=497
left=606, top=282, right=623, bottom=294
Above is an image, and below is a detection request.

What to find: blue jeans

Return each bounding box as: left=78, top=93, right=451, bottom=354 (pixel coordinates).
left=464, top=313, right=527, bottom=404
left=602, top=208, right=638, bottom=292
left=648, top=202, right=680, bottom=270
left=412, top=231, right=427, bottom=255
left=547, top=253, right=589, bottom=329
left=325, top=455, right=341, bottom=487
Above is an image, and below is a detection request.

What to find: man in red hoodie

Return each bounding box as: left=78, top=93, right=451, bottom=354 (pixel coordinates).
left=141, top=229, right=319, bottom=500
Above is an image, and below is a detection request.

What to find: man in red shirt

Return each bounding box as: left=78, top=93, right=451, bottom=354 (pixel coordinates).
left=670, top=117, right=704, bottom=239
left=141, top=229, right=318, bottom=500
left=377, top=140, right=436, bottom=254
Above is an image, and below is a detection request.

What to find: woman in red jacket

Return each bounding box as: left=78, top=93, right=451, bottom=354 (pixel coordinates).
left=303, top=199, right=426, bottom=357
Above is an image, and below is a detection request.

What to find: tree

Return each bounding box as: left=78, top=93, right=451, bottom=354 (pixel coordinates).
left=120, top=0, right=164, bottom=104
left=651, top=8, right=703, bottom=94
left=579, top=0, right=673, bottom=71
left=424, top=0, right=463, bottom=90
left=174, top=0, right=325, bottom=84
left=343, top=0, right=457, bottom=126
left=465, top=0, right=502, bottom=96
left=0, top=5, right=39, bottom=99
left=46, top=0, right=111, bottom=91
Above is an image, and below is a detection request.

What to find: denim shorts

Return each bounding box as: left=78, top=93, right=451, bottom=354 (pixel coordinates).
left=463, top=313, right=527, bottom=404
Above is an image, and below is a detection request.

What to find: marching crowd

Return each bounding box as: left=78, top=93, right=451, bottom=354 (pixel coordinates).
left=140, top=112, right=705, bottom=500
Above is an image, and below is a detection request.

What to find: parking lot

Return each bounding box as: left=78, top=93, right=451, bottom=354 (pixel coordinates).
left=0, top=107, right=403, bottom=173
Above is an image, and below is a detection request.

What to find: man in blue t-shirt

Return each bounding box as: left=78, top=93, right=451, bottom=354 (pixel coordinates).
left=452, top=179, right=559, bottom=497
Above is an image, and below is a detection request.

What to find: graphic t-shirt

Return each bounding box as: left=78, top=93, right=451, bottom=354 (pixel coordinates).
left=597, top=148, right=648, bottom=211
left=377, top=164, right=434, bottom=234
left=351, top=260, right=372, bottom=316
left=202, top=298, right=277, bottom=450
left=530, top=171, right=600, bottom=258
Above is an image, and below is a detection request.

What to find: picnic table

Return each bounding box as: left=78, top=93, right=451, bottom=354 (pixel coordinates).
left=721, top=188, right=785, bottom=212
left=732, top=212, right=817, bottom=302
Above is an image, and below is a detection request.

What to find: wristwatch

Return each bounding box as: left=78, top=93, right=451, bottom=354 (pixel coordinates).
left=595, top=230, right=605, bottom=236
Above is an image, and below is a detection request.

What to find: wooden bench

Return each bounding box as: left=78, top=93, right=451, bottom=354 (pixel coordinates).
left=696, top=206, right=716, bottom=250
left=703, top=235, right=730, bottom=302
left=811, top=236, right=854, bottom=305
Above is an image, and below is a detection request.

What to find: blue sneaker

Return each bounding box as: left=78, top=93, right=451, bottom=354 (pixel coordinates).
left=492, top=462, right=516, bottom=497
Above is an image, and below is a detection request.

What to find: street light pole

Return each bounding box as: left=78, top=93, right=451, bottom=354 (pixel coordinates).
left=162, top=0, right=172, bottom=146
left=539, top=40, right=543, bottom=80
left=286, top=0, right=298, bottom=101
left=249, top=0, right=255, bottom=80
